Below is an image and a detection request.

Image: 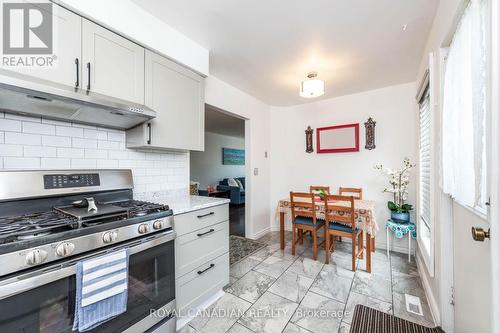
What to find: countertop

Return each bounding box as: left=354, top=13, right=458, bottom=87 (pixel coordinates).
left=138, top=194, right=230, bottom=215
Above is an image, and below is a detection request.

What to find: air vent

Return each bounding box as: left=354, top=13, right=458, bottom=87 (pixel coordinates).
left=405, top=294, right=423, bottom=316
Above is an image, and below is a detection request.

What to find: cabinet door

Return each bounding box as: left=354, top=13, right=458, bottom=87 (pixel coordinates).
left=145, top=50, right=204, bottom=151
left=0, top=4, right=81, bottom=89
left=82, top=19, right=144, bottom=104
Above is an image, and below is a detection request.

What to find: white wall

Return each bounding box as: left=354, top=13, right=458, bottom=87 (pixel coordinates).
left=269, top=82, right=417, bottom=253
left=56, top=0, right=209, bottom=75
left=0, top=113, right=189, bottom=194
left=205, top=76, right=271, bottom=239
left=190, top=132, right=245, bottom=189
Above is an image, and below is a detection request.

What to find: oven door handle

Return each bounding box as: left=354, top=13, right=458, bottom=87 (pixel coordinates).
left=0, top=230, right=176, bottom=300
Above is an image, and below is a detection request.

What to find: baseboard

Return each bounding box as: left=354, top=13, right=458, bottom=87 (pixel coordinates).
left=250, top=226, right=271, bottom=240
left=416, top=251, right=441, bottom=325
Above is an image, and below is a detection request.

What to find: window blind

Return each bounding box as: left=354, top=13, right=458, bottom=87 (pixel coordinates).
left=419, top=88, right=431, bottom=230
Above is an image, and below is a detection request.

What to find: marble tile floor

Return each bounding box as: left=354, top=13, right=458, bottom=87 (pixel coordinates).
left=179, top=231, right=435, bottom=333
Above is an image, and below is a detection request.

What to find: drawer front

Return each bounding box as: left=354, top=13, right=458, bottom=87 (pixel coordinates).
left=174, top=204, right=228, bottom=236
left=175, top=221, right=229, bottom=278
left=176, top=253, right=229, bottom=313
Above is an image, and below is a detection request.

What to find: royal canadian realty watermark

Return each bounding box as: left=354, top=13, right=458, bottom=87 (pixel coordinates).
left=1, top=0, right=56, bottom=68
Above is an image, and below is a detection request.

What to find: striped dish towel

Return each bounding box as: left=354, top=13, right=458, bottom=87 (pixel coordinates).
left=73, top=249, right=129, bottom=332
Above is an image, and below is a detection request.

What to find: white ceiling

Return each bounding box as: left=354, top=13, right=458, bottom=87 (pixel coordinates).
left=205, top=105, right=245, bottom=138
left=132, top=0, right=438, bottom=106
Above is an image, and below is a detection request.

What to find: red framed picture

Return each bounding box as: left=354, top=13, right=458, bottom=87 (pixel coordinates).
left=316, top=123, right=359, bottom=153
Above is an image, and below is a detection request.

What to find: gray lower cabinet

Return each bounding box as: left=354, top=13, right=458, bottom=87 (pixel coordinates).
left=173, top=204, right=229, bottom=314
left=126, top=50, right=205, bottom=151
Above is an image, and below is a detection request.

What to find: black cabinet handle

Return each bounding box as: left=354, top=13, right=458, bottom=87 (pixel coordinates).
left=197, top=263, right=215, bottom=275
left=197, top=229, right=215, bottom=237
left=147, top=123, right=152, bottom=145
left=197, top=212, right=214, bottom=219
left=86, top=62, right=91, bottom=91
left=75, top=58, right=79, bottom=88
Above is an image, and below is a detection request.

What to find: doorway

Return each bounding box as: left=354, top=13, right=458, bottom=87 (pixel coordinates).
left=190, top=104, right=247, bottom=237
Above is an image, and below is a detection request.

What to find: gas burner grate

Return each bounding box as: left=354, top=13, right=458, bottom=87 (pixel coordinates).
left=113, top=200, right=169, bottom=218
left=0, top=211, right=78, bottom=244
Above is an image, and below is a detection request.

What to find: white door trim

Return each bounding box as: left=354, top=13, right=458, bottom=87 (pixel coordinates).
left=490, top=1, right=500, bottom=331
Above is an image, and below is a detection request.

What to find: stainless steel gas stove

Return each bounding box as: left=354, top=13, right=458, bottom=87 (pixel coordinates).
left=0, top=170, right=176, bottom=333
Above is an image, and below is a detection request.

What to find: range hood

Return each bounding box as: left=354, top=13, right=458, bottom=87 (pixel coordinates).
left=0, top=74, right=156, bottom=130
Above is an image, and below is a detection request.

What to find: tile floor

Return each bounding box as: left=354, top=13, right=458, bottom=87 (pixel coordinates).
left=180, top=231, right=435, bottom=333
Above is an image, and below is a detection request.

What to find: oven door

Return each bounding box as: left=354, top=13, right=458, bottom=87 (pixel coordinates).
left=0, top=230, right=176, bottom=333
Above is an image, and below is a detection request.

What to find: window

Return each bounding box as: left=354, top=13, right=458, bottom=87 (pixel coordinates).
left=419, top=87, right=432, bottom=231
left=442, top=0, right=488, bottom=213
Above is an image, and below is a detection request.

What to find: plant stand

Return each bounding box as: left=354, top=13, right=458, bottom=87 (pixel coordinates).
left=385, top=219, right=417, bottom=262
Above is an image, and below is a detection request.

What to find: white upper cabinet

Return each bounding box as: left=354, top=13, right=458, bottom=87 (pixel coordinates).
left=0, top=5, right=82, bottom=89
left=126, top=50, right=204, bottom=151
left=82, top=19, right=145, bottom=104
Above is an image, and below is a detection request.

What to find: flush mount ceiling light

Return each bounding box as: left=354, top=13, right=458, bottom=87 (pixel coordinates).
left=300, top=72, right=325, bottom=98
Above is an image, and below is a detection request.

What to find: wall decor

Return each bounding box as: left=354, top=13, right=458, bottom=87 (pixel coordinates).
left=222, top=148, right=245, bottom=165
left=305, top=126, right=314, bottom=153
left=364, top=117, right=376, bottom=150
left=316, top=123, right=359, bottom=153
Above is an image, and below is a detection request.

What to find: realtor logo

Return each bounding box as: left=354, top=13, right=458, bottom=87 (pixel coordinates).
left=2, top=2, right=53, bottom=54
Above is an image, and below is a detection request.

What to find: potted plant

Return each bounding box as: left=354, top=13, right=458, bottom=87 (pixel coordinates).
left=374, top=157, right=415, bottom=223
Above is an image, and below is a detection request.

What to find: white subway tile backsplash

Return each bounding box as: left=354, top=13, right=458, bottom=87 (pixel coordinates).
left=118, top=160, right=137, bottom=168
left=71, top=159, right=97, bottom=168
left=84, top=149, right=107, bottom=159
left=56, top=126, right=84, bottom=138
left=5, top=132, right=41, bottom=146
left=0, top=119, right=22, bottom=132
left=42, top=135, right=72, bottom=147
left=0, top=144, right=23, bottom=157
left=72, top=138, right=98, bottom=149
left=83, top=129, right=99, bottom=139
left=98, top=140, right=120, bottom=150
left=96, top=159, right=119, bottom=168
left=22, top=122, right=55, bottom=135
left=24, top=146, right=57, bottom=157
left=107, top=132, right=126, bottom=142
left=0, top=115, right=189, bottom=192
left=41, top=158, right=71, bottom=169
left=57, top=147, right=84, bottom=158
left=108, top=150, right=128, bottom=160
left=4, top=157, right=40, bottom=169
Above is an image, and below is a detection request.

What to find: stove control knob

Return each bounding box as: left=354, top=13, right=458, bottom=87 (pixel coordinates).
left=102, top=231, right=118, bottom=244
left=26, top=249, right=48, bottom=266
left=56, top=242, right=75, bottom=257
left=138, top=223, right=150, bottom=234
left=153, top=220, right=165, bottom=230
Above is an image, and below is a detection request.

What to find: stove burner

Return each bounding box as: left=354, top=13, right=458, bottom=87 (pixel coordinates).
left=113, top=200, right=169, bottom=218
left=0, top=211, right=78, bottom=244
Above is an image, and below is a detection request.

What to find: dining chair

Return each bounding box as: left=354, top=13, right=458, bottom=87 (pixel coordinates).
left=339, top=187, right=363, bottom=200
left=309, top=186, right=331, bottom=195
left=289, top=192, right=325, bottom=260
left=324, top=194, right=364, bottom=271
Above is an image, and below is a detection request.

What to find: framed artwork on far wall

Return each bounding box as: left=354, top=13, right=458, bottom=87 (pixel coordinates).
left=316, top=123, right=359, bottom=153
left=222, top=148, right=245, bottom=165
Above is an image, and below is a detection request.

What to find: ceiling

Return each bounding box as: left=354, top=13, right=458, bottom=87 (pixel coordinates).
left=205, top=105, right=245, bottom=138
left=132, top=0, right=438, bottom=106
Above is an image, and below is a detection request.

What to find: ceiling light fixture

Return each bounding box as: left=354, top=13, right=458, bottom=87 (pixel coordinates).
left=300, top=72, right=325, bottom=98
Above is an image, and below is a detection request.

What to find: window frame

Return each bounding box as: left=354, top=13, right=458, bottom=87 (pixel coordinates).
left=416, top=53, right=436, bottom=277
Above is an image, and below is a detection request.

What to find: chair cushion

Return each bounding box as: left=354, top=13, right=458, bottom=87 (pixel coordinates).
left=293, top=216, right=324, bottom=227
left=328, top=222, right=357, bottom=233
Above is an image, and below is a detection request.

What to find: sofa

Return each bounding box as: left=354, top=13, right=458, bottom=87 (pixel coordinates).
left=217, top=177, right=245, bottom=204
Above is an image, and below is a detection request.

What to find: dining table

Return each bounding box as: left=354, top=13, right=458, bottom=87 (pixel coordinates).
left=277, top=197, right=379, bottom=273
